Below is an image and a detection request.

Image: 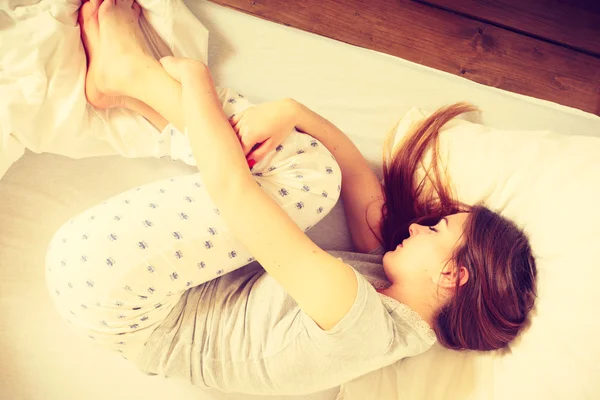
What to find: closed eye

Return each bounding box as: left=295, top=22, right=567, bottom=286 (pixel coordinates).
left=429, top=226, right=438, bottom=232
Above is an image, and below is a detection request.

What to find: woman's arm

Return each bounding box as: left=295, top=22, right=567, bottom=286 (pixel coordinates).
left=290, top=100, right=385, bottom=253
left=179, top=62, right=358, bottom=332
left=231, top=99, right=385, bottom=252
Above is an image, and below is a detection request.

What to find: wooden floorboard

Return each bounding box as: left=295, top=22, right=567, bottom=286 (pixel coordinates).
left=417, top=0, right=600, bottom=57
left=208, top=0, right=600, bottom=116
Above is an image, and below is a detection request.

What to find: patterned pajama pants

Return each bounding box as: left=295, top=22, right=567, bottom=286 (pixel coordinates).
left=45, top=88, right=342, bottom=358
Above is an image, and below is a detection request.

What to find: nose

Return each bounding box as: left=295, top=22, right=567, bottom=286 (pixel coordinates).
left=408, top=223, right=426, bottom=237
left=408, top=223, right=418, bottom=236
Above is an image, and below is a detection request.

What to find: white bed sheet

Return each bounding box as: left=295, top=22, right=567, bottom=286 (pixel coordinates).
left=1, top=1, right=599, bottom=400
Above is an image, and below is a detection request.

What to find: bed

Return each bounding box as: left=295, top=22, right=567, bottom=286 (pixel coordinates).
left=1, top=1, right=599, bottom=399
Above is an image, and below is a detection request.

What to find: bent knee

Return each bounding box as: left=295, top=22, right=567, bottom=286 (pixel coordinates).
left=252, top=132, right=341, bottom=192
left=251, top=133, right=341, bottom=230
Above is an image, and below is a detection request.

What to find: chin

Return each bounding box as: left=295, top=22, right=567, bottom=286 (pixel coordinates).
left=383, top=246, right=401, bottom=262
left=383, top=250, right=405, bottom=281
left=381, top=252, right=394, bottom=277
left=382, top=250, right=392, bottom=267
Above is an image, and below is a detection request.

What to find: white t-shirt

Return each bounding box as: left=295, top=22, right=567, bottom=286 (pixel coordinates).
left=132, top=248, right=437, bottom=395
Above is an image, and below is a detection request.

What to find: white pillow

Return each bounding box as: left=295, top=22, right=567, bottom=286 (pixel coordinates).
left=338, top=107, right=600, bottom=400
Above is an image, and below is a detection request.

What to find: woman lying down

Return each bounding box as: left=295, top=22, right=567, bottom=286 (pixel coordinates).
left=46, top=0, right=538, bottom=395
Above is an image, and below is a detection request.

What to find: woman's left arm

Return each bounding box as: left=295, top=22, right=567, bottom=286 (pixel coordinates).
left=180, top=62, right=358, bottom=332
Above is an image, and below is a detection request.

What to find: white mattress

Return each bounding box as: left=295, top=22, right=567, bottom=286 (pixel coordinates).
left=1, top=1, right=599, bottom=400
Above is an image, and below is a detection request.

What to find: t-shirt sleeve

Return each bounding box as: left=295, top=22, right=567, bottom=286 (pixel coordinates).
left=300, top=265, right=396, bottom=357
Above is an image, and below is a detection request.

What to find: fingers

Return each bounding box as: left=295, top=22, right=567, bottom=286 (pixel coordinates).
left=247, top=138, right=274, bottom=163
left=228, top=115, right=240, bottom=136
left=229, top=112, right=256, bottom=156
left=229, top=113, right=242, bottom=126
left=239, top=134, right=257, bottom=156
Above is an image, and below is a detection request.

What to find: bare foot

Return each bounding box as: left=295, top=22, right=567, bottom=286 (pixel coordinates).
left=79, top=0, right=126, bottom=109
left=95, top=0, right=156, bottom=96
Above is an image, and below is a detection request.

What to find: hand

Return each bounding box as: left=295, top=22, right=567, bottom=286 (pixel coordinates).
left=229, top=99, right=298, bottom=163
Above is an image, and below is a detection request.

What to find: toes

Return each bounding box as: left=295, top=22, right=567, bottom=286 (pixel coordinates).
left=78, top=1, right=94, bottom=24
left=79, top=0, right=100, bottom=52
left=83, top=0, right=103, bottom=11
left=98, top=0, right=114, bottom=18
left=119, top=0, right=134, bottom=8
left=79, top=0, right=100, bottom=32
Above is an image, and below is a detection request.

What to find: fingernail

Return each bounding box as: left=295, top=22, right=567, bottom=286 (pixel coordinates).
left=247, top=159, right=256, bottom=169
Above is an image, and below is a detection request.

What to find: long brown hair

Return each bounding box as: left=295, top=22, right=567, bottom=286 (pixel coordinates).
left=380, top=103, right=537, bottom=351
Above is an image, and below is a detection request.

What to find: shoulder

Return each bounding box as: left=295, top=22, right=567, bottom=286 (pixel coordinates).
left=300, top=267, right=390, bottom=348
left=302, top=267, right=436, bottom=351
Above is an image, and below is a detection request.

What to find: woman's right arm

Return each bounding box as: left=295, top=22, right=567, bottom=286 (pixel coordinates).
left=290, top=100, right=385, bottom=253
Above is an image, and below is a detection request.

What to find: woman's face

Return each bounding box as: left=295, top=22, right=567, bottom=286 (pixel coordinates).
left=382, top=212, right=469, bottom=287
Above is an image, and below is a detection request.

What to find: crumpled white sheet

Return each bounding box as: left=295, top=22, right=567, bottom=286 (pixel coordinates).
left=0, top=0, right=210, bottom=179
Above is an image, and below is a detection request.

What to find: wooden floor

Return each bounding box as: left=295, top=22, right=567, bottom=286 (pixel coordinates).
left=208, top=0, right=600, bottom=116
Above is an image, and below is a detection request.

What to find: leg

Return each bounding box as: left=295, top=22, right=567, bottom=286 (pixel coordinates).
left=122, top=97, right=168, bottom=131
left=79, top=1, right=257, bottom=168
left=46, top=131, right=342, bottom=356
left=50, top=0, right=343, bottom=357
left=79, top=0, right=168, bottom=131
left=85, top=0, right=189, bottom=132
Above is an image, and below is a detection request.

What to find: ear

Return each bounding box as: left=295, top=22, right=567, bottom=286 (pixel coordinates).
left=439, top=265, right=469, bottom=289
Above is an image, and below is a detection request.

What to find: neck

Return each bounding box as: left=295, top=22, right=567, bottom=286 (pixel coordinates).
left=377, top=285, right=437, bottom=328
